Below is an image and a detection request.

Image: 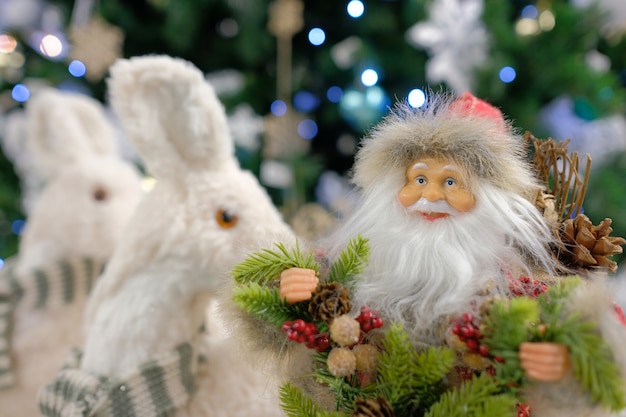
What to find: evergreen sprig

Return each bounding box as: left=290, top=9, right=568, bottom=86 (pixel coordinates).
left=537, top=277, right=626, bottom=411
left=232, top=283, right=312, bottom=326
left=481, top=296, right=539, bottom=390
left=482, top=276, right=626, bottom=411
left=376, top=323, right=456, bottom=414
left=311, top=353, right=377, bottom=411
left=328, top=235, right=370, bottom=286
left=424, top=373, right=517, bottom=417
left=556, top=314, right=626, bottom=411
left=279, top=382, right=349, bottom=417
left=231, top=240, right=319, bottom=285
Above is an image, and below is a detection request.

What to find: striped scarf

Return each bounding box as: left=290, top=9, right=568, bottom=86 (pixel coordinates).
left=0, top=257, right=105, bottom=388
left=37, top=343, right=197, bottom=417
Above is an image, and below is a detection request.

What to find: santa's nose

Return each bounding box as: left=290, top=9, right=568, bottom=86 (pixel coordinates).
left=422, top=184, right=444, bottom=202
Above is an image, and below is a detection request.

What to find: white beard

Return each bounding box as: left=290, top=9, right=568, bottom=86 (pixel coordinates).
left=324, top=179, right=557, bottom=345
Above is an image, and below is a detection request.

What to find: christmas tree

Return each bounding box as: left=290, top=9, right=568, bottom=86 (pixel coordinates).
left=1, top=0, right=625, bottom=269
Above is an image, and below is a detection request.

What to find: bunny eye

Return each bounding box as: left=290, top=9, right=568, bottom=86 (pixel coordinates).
left=216, top=209, right=238, bottom=229
left=93, top=186, right=109, bottom=202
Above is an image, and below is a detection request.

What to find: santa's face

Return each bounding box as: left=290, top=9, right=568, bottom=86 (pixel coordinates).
left=397, top=157, right=476, bottom=221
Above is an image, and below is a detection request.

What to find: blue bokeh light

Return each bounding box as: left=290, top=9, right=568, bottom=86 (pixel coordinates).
left=499, top=66, right=517, bottom=83
left=347, top=0, right=365, bottom=18
left=11, top=84, right=30, bottom=102
left=0, top=258, right=4, bottom=270
left=308, top=28, right=326, bottom=46
left=270, top=100, right=288, bottom=116
left=521, top=5, right=539, bottom=19
left=11, top=219, right=25, bottom=235
left=297, top=119, right=318, bottom=140
left=293, top=91, right=320, bottom=113
left=68, top=60, right=86, bottom=77
left=327, top=86, right=343, bottom=103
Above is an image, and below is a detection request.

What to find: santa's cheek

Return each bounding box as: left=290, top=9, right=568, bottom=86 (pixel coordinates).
left=447, top=191, right=476, bottom=212
left=398, top=185, right=420, bottom=207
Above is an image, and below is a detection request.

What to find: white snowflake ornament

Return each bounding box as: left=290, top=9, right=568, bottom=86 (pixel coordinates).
left=406, top=0, right=489, bottom=93
left=69, top=16, right=124, bottom=82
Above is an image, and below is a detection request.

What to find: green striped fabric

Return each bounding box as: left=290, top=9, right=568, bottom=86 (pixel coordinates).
left=38, top=343, right=197, bottom=417
left=0, top=257, right=105, bottom=389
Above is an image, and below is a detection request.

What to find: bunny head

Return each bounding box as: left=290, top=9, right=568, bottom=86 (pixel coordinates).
left=98, top=55, right=294, bottom=291
left=16, top=89, right=145, bottom=270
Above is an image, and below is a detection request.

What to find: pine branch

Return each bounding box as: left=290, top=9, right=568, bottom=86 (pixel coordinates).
left=377, top=323, right=455, bottom=413
left=232, top=283, right=312, bottom=327
left=483, top=276, right=626, bottom=411
left=231, top=240, right=319, bottom=285
left=328, top=235, right=370, bottom=286
left=556, top=315, right=626, bottom=411
left=279, top=382, right=349, bottom=417
left=424, top=374, right=517, bottom=417
left=481, top=297, right=538, bottom=390
left=312, top=356, right=374, bottom=411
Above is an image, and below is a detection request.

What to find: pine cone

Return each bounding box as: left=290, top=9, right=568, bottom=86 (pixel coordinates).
left=352, top=396, right=395, bottom=417
left=308, top=282, right=351, bottom=324
left=557, top=214, right=626, bottom=273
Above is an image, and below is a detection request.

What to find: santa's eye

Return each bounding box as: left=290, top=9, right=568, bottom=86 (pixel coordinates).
left=445, top=178, right=456, bottom=186
left=415, top=176, right=427, bottom=185
left=216, top=209, right=238, bottom=229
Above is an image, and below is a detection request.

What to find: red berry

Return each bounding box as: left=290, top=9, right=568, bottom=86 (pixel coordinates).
left=462, top=313, right=473, bottom=323
left=466, top=339, right=478, bottom=351
left=293, top=319, right=305, bottom=331
left=478, top=344, right=489, bottom=357
left=451, top=325, right=461, bottom=335
left=460, top=326, right=474, bottom=338
left=494, top=356, right=505, bottom=363
left=371, top=317, right=383, bottom=328
left=315, top=334, right=331, bottom=352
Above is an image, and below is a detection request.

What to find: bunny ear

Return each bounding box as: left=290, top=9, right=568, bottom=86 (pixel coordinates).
left=25, top=88, right=118, bottom=179
left=0, top=109, right=45, bottom=213
left=106, top=55, right=235, bottom=181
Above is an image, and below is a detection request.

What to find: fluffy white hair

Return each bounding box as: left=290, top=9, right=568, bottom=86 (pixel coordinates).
left=323, top=174, right=559, bottom=345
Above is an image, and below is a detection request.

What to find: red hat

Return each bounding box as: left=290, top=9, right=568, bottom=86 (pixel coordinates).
left=450, top=92, right=504, bottom=126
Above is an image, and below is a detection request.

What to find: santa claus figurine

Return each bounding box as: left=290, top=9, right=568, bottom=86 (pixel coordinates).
left=226, top=92, right=626, bottom=417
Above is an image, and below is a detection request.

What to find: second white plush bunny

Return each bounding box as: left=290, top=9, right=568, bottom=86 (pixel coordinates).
left=38, top=55, right=295, bottom=417
left=0, top=88, right=144, bottom=417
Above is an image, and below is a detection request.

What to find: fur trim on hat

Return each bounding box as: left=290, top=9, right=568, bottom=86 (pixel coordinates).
left=351, top=92, right=541, bottom=200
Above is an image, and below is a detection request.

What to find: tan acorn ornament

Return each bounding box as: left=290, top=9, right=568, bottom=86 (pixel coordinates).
left=330, top=314, right=361, bottom=347
left=353, top=343, right=380, bottom=374
left=327, top=347, right=357, bottom=378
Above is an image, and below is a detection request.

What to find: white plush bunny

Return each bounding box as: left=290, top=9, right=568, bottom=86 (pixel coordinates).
left=0, top=89, right=144, bottom=416
left=38, top=55, right=295, bottom=417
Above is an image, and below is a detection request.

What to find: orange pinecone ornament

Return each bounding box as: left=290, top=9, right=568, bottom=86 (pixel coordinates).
left=557, top=214, right=626, bottom=273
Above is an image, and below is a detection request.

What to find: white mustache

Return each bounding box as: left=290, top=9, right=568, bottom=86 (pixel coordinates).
left=406, top=198, right=459, bottom=216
